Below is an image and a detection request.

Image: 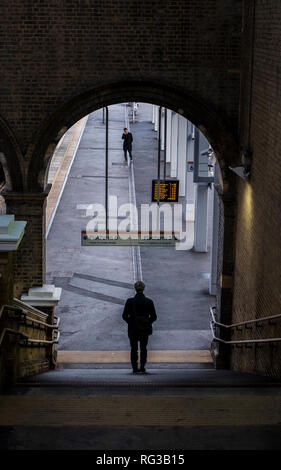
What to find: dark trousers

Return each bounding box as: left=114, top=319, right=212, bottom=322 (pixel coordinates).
left=129, top=334, right=148, bottom=368
left=124, top=148, right=132, bottom=161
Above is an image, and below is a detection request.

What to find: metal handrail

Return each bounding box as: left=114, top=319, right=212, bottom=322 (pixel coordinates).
left=0, top=328, right=29, bottom=348
left=210, top=322, right=281, bottom=345
left=12, top=298, right=48, bottom=320
left=0, top=328, right=60, bottom=347
left=54, top=315, right=60, bottom=327
left=24, top=330, right=60, bottom=345
left=210, top=306, right=281, bottom=329
left=16, top=312, right=60, bottom=330
left=0, top=304, right=60, bottom=330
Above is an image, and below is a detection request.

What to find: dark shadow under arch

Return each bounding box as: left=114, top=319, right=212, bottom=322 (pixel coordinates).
left=26, top=80, right=239, bottom=193
left=0, top=115, right=24, bottom=191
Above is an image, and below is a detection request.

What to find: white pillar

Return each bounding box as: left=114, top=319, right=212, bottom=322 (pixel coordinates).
left=185, top=171, right=195, bottom=221
left=166, top=109, right=172, bottom=163
left=170, top=112, right=178, bottom=177
left=154, top=105, right=159, bottom=132
left=161, top=108, right=165, bottom=151
left=185, top=122, right=195, bottom=220
left=177, top=115, right=187, bottom=197
left=21, top=284, right=62, bottom=308
left=194, top=182, right=209, bottom=252
left=152, top=105, right=155, bottom=124
left=209, top=164, right=220, bottom=295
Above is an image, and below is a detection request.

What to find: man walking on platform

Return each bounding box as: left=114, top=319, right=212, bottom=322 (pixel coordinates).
left=122, top=281, right=157, bottom=374
left=122, top=127, right=133, bottom=162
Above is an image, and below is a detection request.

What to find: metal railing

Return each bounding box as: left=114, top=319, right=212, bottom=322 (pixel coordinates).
left=22, top=330, right=60, bottom=346
left=210, top=306, right=281, bottom=329
left=14, top=311, right=60, bottom=330
left=210, top=306, right=281, bottom=345
left=0, top=299, right=60, bottom=347
left=1, top=301, right=60, bottom=331
left=0, top=328, right=60, bottom=347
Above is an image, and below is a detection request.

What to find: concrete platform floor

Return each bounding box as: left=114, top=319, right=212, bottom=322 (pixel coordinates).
left=46, top=103, right=213, bottom=352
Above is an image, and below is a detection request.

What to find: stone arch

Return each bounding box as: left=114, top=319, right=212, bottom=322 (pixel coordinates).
left=26, top=80, right=239, bottom=194
left=4, top=81, right=237, bottom=369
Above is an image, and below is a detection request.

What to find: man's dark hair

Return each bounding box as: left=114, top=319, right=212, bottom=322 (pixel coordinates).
left=134, top=281, right=145, bottom=293
left=124, top=127, right=128, bottom=131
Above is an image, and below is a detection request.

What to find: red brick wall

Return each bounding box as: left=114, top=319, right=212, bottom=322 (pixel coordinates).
left=0, top=0, right=242, bottom=190
left=0, top=1, right=242, bottom=314
left=4, top=191, right=49, bottom=298
left=231, top=1, right=281, bottom=376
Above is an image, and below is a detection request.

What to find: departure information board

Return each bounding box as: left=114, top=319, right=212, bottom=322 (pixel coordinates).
left=152, top=180, right=179, bottom=202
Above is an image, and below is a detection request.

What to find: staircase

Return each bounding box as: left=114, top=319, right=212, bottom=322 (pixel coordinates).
left=1, top=354, right=281, bottom=450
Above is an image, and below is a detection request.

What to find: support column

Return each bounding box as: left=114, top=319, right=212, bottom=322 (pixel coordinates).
left=152, top=105, right=155, bottom=124
left=170, top=112, right=178, bottom=177
left=0, top=215, right=27, bottom=304
left=185, top=122, right=195, bottom=220
left=160, top=108, right=165, bottom=151
left=3, top=186, right=50, bottom=298
left=177, top=115, right=187, bottom=197
left=209, top=165, right=220, bottom=295
left=194, top=183, right=209, bottom=252
left=154, top=105, right=159, bottom=132
left=214, top=179, right=236, bottom=370
left=166, top=109, right=172, bottom=163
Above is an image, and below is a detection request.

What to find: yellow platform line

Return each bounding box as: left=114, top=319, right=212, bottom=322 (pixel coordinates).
left=57, top=350, right=212, bottom=364
left=46, top=116, right=88, bottom=228
left=1, top=395, right=281, bottom=426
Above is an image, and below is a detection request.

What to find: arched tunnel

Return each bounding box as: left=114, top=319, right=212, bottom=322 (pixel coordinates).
left=0, top=0, right=280, bottom=452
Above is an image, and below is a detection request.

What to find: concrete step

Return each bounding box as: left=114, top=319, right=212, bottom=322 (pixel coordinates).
left=4, top=369, right=281, bottom=450
left=2, top=392, right=281, bottom=429
left=18, top=368, right=281, bottom=388
left=57, top=362, right=214, bottom=370
left=56, top=349, right=213, bottom=364
left=56, top=349, right=214, bottom=371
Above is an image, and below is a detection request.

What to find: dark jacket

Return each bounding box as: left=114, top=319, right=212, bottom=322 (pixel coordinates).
left=122, top=292, right=157, bottom=337
left=122, top=132, right=133, bottom=150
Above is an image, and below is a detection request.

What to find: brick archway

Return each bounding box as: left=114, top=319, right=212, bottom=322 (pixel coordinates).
left=26, top=80, right=239, bottom=195
left=3, top=82, right=237, bottom=367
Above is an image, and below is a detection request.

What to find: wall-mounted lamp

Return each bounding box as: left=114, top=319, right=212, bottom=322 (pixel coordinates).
left=229, top=147, right=252, bottom=180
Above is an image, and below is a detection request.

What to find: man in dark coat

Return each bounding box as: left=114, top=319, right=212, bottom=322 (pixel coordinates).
left=122, top=281, right=157, bottom=373
left=122, top=127, right=133, bottom=162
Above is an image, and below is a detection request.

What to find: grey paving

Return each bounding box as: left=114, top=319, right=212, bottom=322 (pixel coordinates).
left=46, top=103, right=213, bottom=351
left=47, top=106, right=134, bottom=351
